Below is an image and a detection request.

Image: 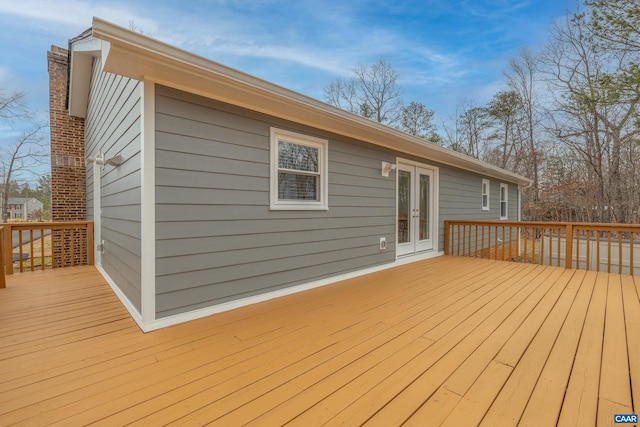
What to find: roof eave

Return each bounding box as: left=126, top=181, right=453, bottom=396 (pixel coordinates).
left=88, top=17, right=532, bottom=186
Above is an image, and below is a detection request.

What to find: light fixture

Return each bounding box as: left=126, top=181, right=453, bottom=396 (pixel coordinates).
left=86, top=152, right=122, bottom=168
left=105, top=155, right=123, bottom=167
left=381, top=161, right=397, bottom=177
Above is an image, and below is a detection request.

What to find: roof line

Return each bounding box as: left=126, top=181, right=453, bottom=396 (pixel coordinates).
left=85, top=17, right=532, bottom=185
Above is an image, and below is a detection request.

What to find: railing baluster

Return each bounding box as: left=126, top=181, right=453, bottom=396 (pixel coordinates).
left=557, top=227, right=561, bottom=267
left=437, top=221, right=639, bottom=277
left=70, top=227, right=75, bottom=267
left=40, top=228, right=45, bottom=270
left=618, top=230, right=623, bottom=275
left=586, top=229, right=591, bottom=271
left=80, top=227, right=85, bottom=266
left=631, top=232, right=635, bottom=276
left=565, top=224, right=573, bottom=269
left=473, top=225, right=477, bottom=257
left=596, top=231, right=601, bottom=272
left=29, top=229, right=34, bottom=272
left=576, top=228, right=581, bottom=270
left=532, top=227, right=536, bottom=264
left=18, top=230, right=24, bottom=273
left=61, top=229, right=66, bottom=268
left=549, top=228, right=553, bottom=265
left=607, top=231, right=612, bottom=273
left=540, top=228, right=545, bottom=265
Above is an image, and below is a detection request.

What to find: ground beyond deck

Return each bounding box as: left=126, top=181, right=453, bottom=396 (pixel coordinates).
left=0, top=257, right=638, bottom=426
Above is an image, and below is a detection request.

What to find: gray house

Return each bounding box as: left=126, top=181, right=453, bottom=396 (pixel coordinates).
left=6, top=197, right=44, bottom=219
left=59, top=18, right=530, bottom=331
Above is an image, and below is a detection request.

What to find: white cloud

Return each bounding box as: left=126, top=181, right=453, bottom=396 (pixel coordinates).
left=0, top=0, right=159, bottom=35
left=0, top=65, right=10, bottom=84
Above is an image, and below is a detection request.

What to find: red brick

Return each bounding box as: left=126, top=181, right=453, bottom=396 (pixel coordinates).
left=48, top=46, right=86, bottom=222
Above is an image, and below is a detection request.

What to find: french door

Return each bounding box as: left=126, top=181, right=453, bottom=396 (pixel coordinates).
left=397, top=162, right=435, bottom=256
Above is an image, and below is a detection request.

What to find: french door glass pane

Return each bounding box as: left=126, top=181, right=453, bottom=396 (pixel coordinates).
left=398, top=170, right=411, bottom=243
left=419, top=174, right=430, bottom=240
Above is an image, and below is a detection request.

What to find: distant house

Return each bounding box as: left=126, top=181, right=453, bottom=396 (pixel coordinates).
left=49, top=18, right=531, bottom=332
left=6, top=197, right=44, bottom=220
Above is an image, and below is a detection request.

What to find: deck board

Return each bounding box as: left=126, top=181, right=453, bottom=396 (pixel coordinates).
left=0, top=257, right=637, bottom=426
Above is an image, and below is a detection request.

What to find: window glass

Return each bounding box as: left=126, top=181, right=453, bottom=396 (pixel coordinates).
left=270, top=128, right=328, bottom=210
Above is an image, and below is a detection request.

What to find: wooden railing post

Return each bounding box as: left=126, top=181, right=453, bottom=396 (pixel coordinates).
left=565, top=223, right=573, bottom=270
left=4, top=224, right=12, bottom=275
left=87, top=222, right=94, bottom=265
left=0, top=227, right=5, bottom=288
left=444, top=220, right=450, bottom=255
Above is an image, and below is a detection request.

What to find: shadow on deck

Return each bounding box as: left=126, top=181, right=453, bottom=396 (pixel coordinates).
left=0, top=257, right=638, bottom=425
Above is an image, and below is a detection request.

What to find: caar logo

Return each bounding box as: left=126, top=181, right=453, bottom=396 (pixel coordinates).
left=614, top=414, right=638, bottom=424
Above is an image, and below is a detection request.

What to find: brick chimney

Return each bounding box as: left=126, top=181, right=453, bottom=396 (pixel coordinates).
left=47, top=45, right=86, bottom=221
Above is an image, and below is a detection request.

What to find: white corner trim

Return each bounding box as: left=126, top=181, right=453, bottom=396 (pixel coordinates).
left=96, top=263, right=145, bottom=331
left=140, top=251, right=444, bottom=332
left=140, top=80, right=156, bottom=324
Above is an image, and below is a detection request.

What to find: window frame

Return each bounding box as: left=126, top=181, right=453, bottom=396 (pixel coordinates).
left=481, top=179, right=490, bottom=211
left=270, top=127, right=329, bottom=211
left=500, top=183, right=508, bottom=220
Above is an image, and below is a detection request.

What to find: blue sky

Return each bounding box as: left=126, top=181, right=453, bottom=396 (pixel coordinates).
left=0, top=0, right=576, bottom=140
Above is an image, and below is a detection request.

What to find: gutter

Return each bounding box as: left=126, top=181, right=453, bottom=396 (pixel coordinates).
left=81, top=17, right=531, bottom=186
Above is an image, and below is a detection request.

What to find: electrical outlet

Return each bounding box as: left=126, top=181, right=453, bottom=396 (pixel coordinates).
left=379, top=237, right=387, bottom=250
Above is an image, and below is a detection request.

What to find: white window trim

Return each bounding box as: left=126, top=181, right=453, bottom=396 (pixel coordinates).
left=482, top=178, right=490, bottom=211
left=270, top=127, right=329, bottom=210
left=500, top=183, right=508, bottom=220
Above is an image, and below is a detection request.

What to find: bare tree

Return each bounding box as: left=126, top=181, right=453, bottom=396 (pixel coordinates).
left=0, top=90, right=28, bottom=120
left=400, top=101, right=439, bottom=142
left=324, top=59, right=404, bottom=126
left=444, top=99, right=493, bottom=160
left=540, top=12, right=640, bottom=223
left=505, top=48, right=544, bottom=206
left=0, top=90, right=48, bottom=222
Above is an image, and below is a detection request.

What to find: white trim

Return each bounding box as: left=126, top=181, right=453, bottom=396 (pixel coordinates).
left=517, top=185, right=522, bottom=222
left=500, top=183, right=509, bottom=220
left=395, top=157, right=439, bottom=258
left=140, top=80, right=156, bottom=324
left=68, top=38, right=104, bottom=118
left=96, top=263, right=145, bottom=331
left=86, top=18, right=531, bottom=187
left=482, top=178, right=490, bottom=211
left=140, top=250, right=444, bottom=332
left=269, top=127, right=328, bottom=211
left=92, top=151, right=102, bottom=266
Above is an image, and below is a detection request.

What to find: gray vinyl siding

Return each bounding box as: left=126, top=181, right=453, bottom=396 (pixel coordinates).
left=438, top=170, right=519, bottom=249
left=154, top=85, right=522, bottom=318
left=155, top=85, right=396, bottom=318
left=85, top=57, right=142, bottom=312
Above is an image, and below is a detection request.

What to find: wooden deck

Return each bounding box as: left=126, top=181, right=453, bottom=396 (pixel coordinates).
left=0, top=257, right=638, bottom=426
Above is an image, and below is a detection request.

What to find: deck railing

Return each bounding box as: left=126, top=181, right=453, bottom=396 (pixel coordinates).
left=0, top=222, right=94, bottom=287
left=444, top=220, right=640, bottom=276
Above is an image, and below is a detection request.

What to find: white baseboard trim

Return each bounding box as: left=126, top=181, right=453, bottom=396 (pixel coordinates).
left=96, top=263, right=145, bottom=332
left=96, top=250, right=444, bottom=333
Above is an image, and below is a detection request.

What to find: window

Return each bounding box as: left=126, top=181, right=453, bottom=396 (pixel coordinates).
left=500, top=183, right=508, bottom=219
left=270, top=128, right=328, bottom=210
left=481, top=179, right=490, bottom=211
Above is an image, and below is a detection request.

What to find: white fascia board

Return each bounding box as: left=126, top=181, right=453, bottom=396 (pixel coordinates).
left=91, top=18, right=531, bottom=186
left=68, top=37, right=104, bottom=118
